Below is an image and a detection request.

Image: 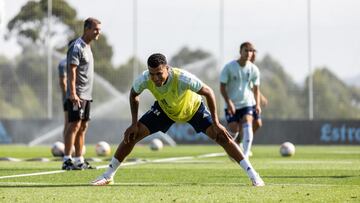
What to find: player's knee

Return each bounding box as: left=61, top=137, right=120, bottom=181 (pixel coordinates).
left=215, top=133, right=231, bottom=146
left=79, top=122, right=88, bottom=132
left=68, top=121, right=81, bottom=131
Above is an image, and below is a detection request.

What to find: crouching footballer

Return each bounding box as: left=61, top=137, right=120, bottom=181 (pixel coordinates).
left=91, top=53, right=265, bottom=187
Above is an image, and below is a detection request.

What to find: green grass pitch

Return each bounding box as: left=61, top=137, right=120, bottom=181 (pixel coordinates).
left=0, top=145, right=359, bottom=202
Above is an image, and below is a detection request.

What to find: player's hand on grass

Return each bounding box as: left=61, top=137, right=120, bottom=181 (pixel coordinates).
left=123, top=123, right=139, bottom=144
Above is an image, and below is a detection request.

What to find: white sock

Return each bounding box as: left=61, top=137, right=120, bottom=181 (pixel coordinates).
left=63, top=156, right=72, bottom=162
left=103, top=157, right=121, bottom=179
left=229, top=131, right=239, bottom=141
left=73, top=156, right=84, bottom=164
left=239, top=159, right=257, bottom=179
left=242, top=123, right=253, bottom=158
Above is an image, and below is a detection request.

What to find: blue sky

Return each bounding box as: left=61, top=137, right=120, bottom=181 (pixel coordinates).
left=1, top=0, right=360, bottom=83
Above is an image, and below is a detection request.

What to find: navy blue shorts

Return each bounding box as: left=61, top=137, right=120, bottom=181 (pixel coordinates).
left=139, top=101, right=213, bottom=134
left=224, top=105, right=261, bottom=123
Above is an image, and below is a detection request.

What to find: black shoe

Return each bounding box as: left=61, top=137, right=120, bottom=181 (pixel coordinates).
left=62, top=159, right=74, bottom=170
left=74, top=161, right=94, bottom=170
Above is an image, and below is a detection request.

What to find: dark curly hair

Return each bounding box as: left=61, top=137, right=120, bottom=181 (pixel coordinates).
left=147, top=53, right=167, bottom=68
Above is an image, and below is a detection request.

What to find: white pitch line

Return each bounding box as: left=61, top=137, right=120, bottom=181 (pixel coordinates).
left=0, top=152, right=226, bottom=179
left=95, top=156, right=196, bottom=169
left=95, top=153, right=226, bottom=169
left=0, top=170, right=65, bottom=179
left=152, top=156, right=194, bottom=163
left=197, top=152, right=226, bottom=158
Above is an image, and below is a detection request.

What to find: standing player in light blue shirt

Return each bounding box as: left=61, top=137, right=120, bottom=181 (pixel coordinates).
left=220, top=42, right=261, bottom=158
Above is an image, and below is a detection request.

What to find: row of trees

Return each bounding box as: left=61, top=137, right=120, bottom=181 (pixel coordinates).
left=1, top=0, right=360, bottom=119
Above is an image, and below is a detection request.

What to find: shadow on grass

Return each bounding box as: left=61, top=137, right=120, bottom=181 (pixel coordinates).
left=0, top=182, right=248, bottom=188
left=263, top=175, right=356, bottom=179
left=213, top=175, right=358, bottom=179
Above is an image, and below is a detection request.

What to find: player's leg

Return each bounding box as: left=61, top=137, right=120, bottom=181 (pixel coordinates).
left=206, top=123, right=264, bottom=186
left=73, top=100, right=92, bottom=169
left=63, top=120, right=81, bottom=169
left=92, top=102, right=174, bottom=185
left=235, top=131, right=242, bottom=145
left=224, top=108, right=240, bottom=143
left=73, top=120, right=90, bottom=169
left=62, top=99, right=84, bottom=170
left=241, top=114, right=254, bottom=158
left=74, top=121, right=87, bottom=157
left=91, top=122, right=151, bottom=186
left=189, top=103, right=264, bottom=186
left=239, top=106, right=256, bottom=158
left=235, top=118, right=259, bottom=155
left=115, top=122, right=150, bottom=162
left=62, top=100, right=69, bottom=140
left=228, top=122, right=240, bottom=141
left=243, top=107, right=262, bottom=157
left=206, top=126, right=244, bottom=161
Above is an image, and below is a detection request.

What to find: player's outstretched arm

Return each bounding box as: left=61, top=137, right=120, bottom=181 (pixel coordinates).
left=198, top=84, right=232, bottom=142
left=129, top=88, right=140, bottom=124
left=197, top=84, right=219, bottom=125
left=124, top=88, right=141, bottom=144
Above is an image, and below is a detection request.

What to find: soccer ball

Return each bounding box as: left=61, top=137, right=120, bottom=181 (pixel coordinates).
left=280, top=142, right=295, bottom=157
left=95, top=141, right=111, bottom=156
left=51, top=141, right=86, bottom=157
left=149, top=138, right=163, bottom=151
left=51, top=141, right=65, bottom=157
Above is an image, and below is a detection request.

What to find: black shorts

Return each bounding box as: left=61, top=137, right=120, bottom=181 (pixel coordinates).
left=224, top=105, right=261, bottom=123
left=139, top=101, right=213, bottom=134
left=66, top=99, right=91, bottom=122
left=63, top=100, right=67, bottom=112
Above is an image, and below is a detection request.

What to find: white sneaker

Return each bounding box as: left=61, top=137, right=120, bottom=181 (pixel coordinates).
left=91, top=175, right=114, bottom=186
left=251, top=174, right=265, bottom=187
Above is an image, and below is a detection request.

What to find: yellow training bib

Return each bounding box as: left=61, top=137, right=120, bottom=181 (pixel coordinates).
left=147, top=68, right=201, bottom=122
